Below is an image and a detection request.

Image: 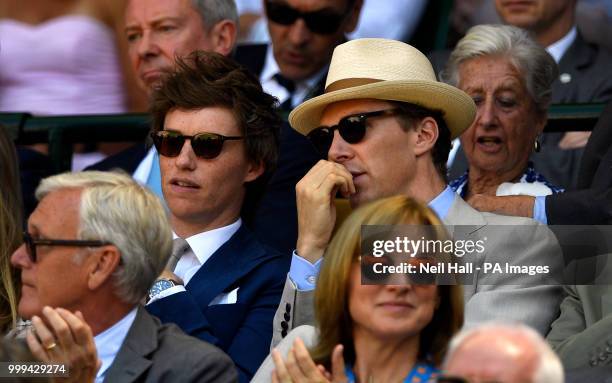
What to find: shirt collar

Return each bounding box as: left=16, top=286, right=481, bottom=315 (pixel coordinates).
left=260, top=44, right=328, bottom=107
left=94, top=307, right=138, bottom=382
left=172, top=219, right=242, bottom=266
left=546, top=26, right=577, bottom=63
left=428, top=186, right=455, bottom=220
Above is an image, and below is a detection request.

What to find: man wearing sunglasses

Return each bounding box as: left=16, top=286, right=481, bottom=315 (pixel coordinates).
left=271, top=39, right=564, bottom=348
left=87, top=0, right=239, bottom=197
left=144, top=51, right=288, bottom=383
left=10, top=171, right=238, bottom=383
left=231, top=0, right=363, bottom=254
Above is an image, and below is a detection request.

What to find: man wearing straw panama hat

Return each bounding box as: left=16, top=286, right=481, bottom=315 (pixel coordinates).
left=271, top=38, right=564, bottom=346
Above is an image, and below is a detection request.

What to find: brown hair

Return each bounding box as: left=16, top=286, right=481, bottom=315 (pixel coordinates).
left=310, top=195, right=463, bottom=368
left=150, top=51, right=281, bottom=221
left=0, top=126, right=22, bottom=333
left=392, top=102, right=452, bottom=181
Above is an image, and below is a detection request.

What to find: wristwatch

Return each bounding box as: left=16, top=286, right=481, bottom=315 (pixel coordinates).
left=147, top=278, right=179, bottom=302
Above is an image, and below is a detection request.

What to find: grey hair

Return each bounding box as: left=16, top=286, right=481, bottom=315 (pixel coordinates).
left=444, top=322, right=564, bottom=383
left=35, top=171, right=172, bottom=305
left=191, top=0, right=238, bottom=29
left=441, top=24, right=558, bottom=113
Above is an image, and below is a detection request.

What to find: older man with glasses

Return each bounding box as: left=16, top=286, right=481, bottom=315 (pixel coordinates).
left=10, top=171, right=237, bottom=383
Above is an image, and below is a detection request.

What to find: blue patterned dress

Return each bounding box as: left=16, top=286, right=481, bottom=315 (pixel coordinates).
left=344, top=362, right=439, bottom=383
left=449, top=163, right=564, bottom=198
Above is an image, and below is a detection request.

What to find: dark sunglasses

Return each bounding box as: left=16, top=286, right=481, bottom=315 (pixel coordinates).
left=23, top=231, right=112, bottom=263
left=307, top=108, right=401, bottom=156
left=151, top=130, right=244, bottom=160
left=265, top=1, right=347, bottom=35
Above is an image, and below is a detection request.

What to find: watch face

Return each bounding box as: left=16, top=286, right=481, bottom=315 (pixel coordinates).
left=149, top=279, right=175, bottom=298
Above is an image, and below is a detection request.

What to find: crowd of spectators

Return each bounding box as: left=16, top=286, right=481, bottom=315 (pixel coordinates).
left=1, top=0, right=612, bottom=382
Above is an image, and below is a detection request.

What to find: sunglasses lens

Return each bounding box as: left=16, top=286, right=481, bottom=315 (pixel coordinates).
left=339, top=117, right=367, bottom=144
left=192, top=134, right=224, bottom=159
left=307, top=128, right=333, bottom=156
left=361, top=255, right=392, bottom=284
left=153, top=131, right=184, bottom=157
left=266, top=2, right=298, bottom=25
left=304, top=12, right=343, bottom=34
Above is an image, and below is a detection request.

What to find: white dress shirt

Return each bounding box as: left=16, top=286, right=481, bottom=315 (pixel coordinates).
left=260, top=45, right=328, bottom=109
left=94, top=308, right=138, bottom=383
left=546, top=26, right=577, bottom=64
left=147, top=219, right=242, bottom=303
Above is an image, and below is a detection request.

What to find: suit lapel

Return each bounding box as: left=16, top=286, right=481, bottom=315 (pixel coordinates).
left=185, top=225, right=271, bottom=306
left=554, top=32, right=595, bottom=103
left=102, top=307, right=157, bottom=383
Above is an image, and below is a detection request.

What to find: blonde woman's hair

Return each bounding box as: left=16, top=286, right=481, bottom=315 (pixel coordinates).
left=310, top=195, right=464, bottom=368
left=0, top=126, right=22, bottom=333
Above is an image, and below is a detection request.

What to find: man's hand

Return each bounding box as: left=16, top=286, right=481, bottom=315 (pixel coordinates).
left=158, top=270, right=183, bottom=285
left=26, top=306, right=100, bottom=383
left=295, top=160, right=355, bottom=263
left=468, top=194, right=535, bottom=218
left=559, top=131, right=591, bottom=150
left=272, top=338, right=347, bottom=383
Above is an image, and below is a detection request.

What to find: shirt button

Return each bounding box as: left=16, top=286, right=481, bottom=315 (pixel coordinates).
left=307, top=275, right=316, bottom=284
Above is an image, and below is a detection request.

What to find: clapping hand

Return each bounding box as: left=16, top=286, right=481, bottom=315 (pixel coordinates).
left=272, top=337, right=348, bottom=383
left=26, top=306, right=100, bottom=383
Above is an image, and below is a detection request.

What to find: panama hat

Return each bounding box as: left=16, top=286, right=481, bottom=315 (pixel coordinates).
left=289, top=38, right=476, bottom=139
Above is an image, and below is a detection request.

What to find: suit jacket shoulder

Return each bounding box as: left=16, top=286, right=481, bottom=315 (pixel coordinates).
left=234, top=43, right=268, bottom=77
left=103, top=307, right=238, bottom=383
left=547, top=283, right=612, bottom=368
left=85, top=143, right=148, bottom=174
left=555, top=31, right=612, bottom=104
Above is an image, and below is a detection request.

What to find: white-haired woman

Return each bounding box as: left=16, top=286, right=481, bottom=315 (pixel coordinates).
left=442, top=24, right=564, bottom=202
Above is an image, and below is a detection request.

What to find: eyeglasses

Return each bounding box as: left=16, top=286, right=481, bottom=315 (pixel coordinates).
left=23, top=231, right=112, bottom=263
left=307, top=109, right=401, bottom=155
left=151, top=130, right=244, bottom=160
left=265, top=1, right=347, bottom=35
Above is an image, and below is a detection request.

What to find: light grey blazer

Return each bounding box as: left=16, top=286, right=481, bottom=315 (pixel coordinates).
left=271, top=194, right=565, bottom=347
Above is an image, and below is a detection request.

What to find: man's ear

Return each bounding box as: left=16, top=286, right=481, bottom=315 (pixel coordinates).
left=343, top=0, right=363, bottom=34
left=413, top=117, right=439, bottom=156
left=244, top=160, right=265, bottom=183
left=86, top=246, right=121, bottom=291
left=210, top=20, right=237, bottom=56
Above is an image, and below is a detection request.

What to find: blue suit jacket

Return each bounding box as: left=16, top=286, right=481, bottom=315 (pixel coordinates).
left=146, top=225, right=289, bottom=382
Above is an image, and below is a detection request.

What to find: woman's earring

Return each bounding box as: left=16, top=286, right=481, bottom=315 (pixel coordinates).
left=534, top=138, right=541, bottom=153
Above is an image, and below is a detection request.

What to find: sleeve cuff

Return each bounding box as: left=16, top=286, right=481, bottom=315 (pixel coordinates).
left=533, top=195, right=548, bottom=225
left=289, top=250, right=323, bottom=291
left=146, top=285, right=186, bottom=305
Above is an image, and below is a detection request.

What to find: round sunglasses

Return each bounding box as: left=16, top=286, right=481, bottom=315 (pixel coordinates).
left=151, top=130, right=244, bottom=159
left=307, top=108, right=402, bottom=156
